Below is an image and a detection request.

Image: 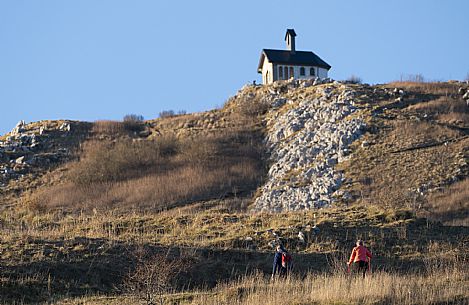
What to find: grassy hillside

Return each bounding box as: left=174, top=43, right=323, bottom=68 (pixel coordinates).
left=340, top=82, right=469, bottom=225
left=0, top=80, right=468, bottom=304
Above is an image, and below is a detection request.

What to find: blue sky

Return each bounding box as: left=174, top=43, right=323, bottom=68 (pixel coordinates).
left=1, top=0, right=468, bottom=135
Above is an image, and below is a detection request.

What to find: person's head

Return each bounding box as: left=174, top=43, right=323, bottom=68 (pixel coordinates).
left=276, top=245, right=285, bottom=252
left=356, top=240, right=364, bottom=247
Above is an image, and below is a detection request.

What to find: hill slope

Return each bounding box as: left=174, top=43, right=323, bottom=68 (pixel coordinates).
left=0, top=79, right=468, bottom=303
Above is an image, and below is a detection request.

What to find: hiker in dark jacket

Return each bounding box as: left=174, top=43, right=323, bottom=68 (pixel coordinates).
left=272, top=245, right=285, bottom=278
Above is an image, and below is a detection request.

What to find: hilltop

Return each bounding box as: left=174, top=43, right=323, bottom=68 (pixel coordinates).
left=0, top=79, right=468, bottom=304
left=2, top=78, right=468, bottom=219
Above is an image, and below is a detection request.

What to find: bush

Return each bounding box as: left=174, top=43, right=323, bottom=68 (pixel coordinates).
left=400, top=74, right=425, bottom=83
left=232, top=93, right=270, bottom=118
left=92, top=120, right=125, bottom=135
left=123, top=247, right=189, bottom=305
left=159, top=110, right=175, bottom=118
left=345, top=75, right=362, bottom=84
left=35, top=129, right=264, bottom=212
left=93, top=116, right=145, bottom=135
left=123, top=114, right=145, bottom=133
left=68, top=136, right=178, bottom=185
left=159, top=110, right=187, bottom=118
left=123, top=114, right=144, bottom=122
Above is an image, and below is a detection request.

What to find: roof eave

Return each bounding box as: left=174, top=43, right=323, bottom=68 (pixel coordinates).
left=257, top=51, right=267, bottom=73
left=267, top=60, right=331, bottom=70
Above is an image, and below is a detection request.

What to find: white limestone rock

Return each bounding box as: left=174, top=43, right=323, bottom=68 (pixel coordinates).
left=253, top=83, right=366, bottom=212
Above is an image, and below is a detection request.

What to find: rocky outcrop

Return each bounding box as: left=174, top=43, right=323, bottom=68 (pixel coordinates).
left=0, top=120, right=86, bottom=187
left=253, top=80, right=366, bottom=212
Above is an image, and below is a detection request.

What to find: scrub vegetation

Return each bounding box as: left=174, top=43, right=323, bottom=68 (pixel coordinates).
left=1, top=80, right=468, bottom=304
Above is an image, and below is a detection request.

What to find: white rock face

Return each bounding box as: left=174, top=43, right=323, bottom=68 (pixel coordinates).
left=0, top=121, right=75, bottom=187
left=253, top=81, right=365, bottom=212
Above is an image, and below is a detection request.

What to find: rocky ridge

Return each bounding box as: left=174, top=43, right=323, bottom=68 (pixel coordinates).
left=252, top=79, right=367, bottom=212
left=0, top=120, right=90, bottom=189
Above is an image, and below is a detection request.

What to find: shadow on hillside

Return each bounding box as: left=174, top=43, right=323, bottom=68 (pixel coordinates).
left=2, top=231, right=463, bottom=304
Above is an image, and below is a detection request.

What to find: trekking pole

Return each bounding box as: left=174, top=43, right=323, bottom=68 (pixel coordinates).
left=367, top=258, right=372, bottom=276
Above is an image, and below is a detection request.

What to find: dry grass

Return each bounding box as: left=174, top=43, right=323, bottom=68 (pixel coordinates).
left=389, top=120, right=459, bottom=145
left=92, top=120, right=126, bottom=135
left=4, top=204, right=464, bottom=261
left=426, top=178, right=469, bottom=226
left=68, top=136, right=178, bottom=184
left=187, top=262, right=468, bottom=305
left=409, top=97, right=467, bottom=113
left=1, top=201, right=467, bottom=303
left=438, top=112, right=469, bottom=125
left=387, top=81, right=460, bottom=96
left=343, top=121, right=465, bottom=210
left=408, top=96, right=469, bottom=126
left=31, top=163, right=259, bottom=212
left=92, top=118, right=146, bottom=135
left=3, top=81, right=469, bottom=304
left=223, top=85, right=271, bottom=119
left=57, top=257, right=469, bottom=305
left=28, top=130, right=264, bottom=213
left=343, top=81, right=468, bottom=214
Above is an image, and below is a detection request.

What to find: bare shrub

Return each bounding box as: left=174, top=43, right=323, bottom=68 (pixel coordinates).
left=179, top=135, right=218, bottom=164
left=34, top=130, right=264, bottom=212
left=92, top=120, right=125, bottom=135
left=124, top=114, right=144, bottom=122
left=230, top=93, right=270, bottom=118
left=345, top=75, right=362, bottom=84
left=240, top=100, right=270, bottom=118
left=159, top=110, right=186, bottom=118
left=68, top=136, right=178, bottom=185
left=325, top=250, right=349, bottom=275
left=123, top=114, right=145, bottom=133
left=400, top=73, right=425, bottom=83
left=123, top=247, right=189, bottom=305
left=159, top=110, right=175, bottom=118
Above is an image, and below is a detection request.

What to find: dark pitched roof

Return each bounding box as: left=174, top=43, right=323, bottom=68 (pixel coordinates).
left=285, top=29, right=297, bottom=39
left=257, top=49, right=331, bottom=72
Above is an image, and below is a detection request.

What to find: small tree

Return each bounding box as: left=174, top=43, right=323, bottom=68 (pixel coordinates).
left=159, top=110, right=175, bottom=118
left=123, top=114, right=145, bottom=132
left=123, top=248, right=189, bottom=305
left=346, top=75, right=362, bottom=84
left=124, top=114, right=144, bottom=122
left=400, top=73, right=425, bottom=83
left=410, top=74, right=425, bottom=83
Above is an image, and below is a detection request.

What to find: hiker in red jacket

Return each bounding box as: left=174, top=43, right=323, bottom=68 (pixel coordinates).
left=347, top=240, right=372, bottom=278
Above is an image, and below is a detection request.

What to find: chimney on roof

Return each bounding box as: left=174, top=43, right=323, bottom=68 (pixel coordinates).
left=285, top=29, right=296, bottom=54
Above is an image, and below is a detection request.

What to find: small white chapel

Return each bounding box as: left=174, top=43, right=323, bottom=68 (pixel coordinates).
left=257, top=29, right=331, bottom=84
